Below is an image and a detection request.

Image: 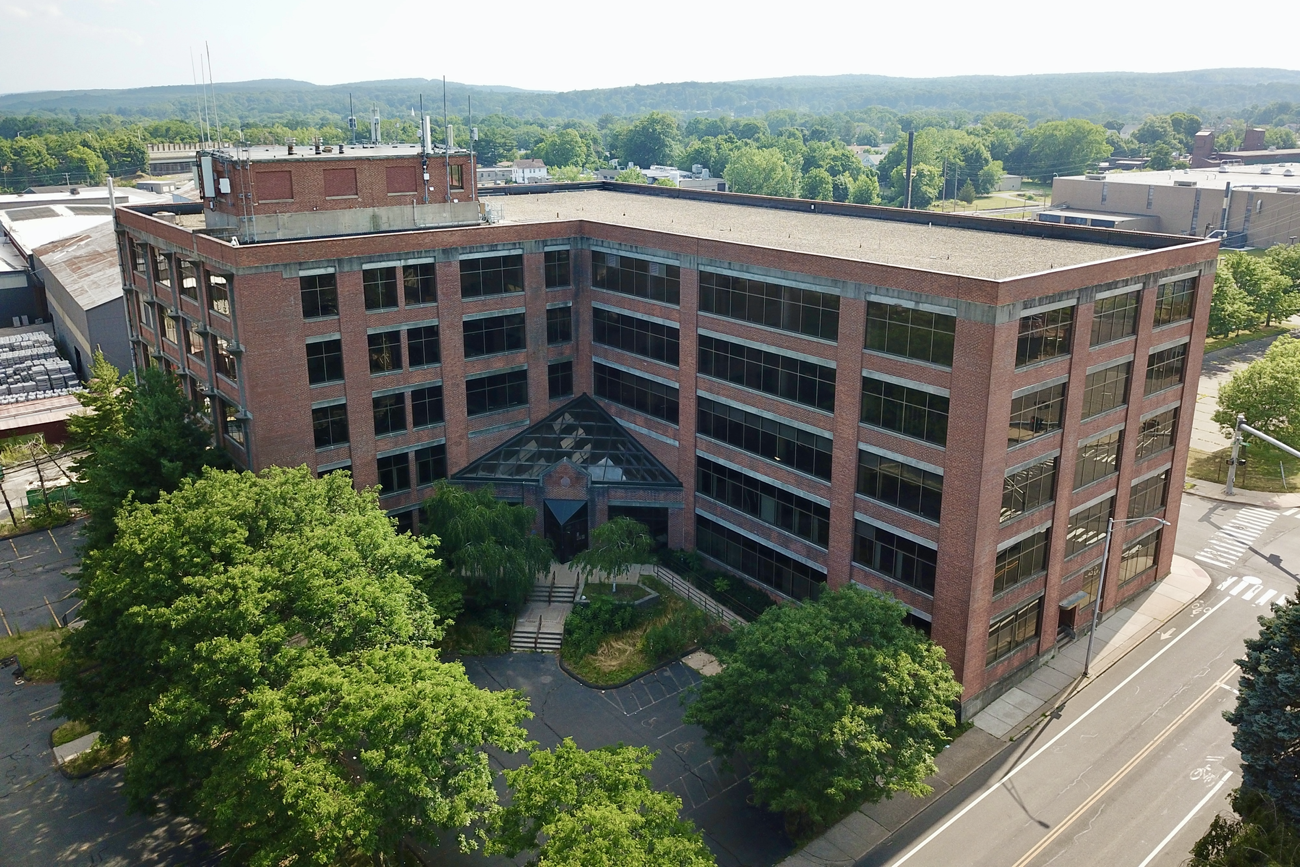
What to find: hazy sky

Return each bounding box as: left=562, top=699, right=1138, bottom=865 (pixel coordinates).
left=0, top=0, right=1293, bottom=95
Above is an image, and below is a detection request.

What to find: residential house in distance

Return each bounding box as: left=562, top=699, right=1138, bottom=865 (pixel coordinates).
left=511, top=159, right=549, bottom=184
left=115, top=146, right=1217, bottom=718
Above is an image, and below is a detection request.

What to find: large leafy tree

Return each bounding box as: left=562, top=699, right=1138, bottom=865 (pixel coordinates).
left=487, top=738, right=715, bottom=867
left=1208, top=267, right=1257, bottom=338
left=70, top=361, right=226, bottom=551
left=422, top=480, right=553, bottom=614
left=619, top=111, right=681, bottom=168
left=1222, top=252, right=1299, bottom=327
left=848, top=170, right=881, bottom=205
left=684, top=588, right=961, bottom=830
left=571, top=517, right=652, bottom=591
left=800, top=167, right=834, bottom=201
left=889, top=162, right=943, bottom=208
left=61, top=467, right=529, bottom=863
left=1214, top=335, right=1300, bottom=444
left=723, top=146, right=799, bottom=198
left=1008, top=118, right=1112, bottom=182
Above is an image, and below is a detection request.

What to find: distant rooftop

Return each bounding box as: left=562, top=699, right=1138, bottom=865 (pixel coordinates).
left=492, top=188, right=1158, bottom=281
left=32, top=222, right=122, bottom=310
left=205, top=142, right=470, bottom=162
left=1066, top=165, right=1300, bottom=192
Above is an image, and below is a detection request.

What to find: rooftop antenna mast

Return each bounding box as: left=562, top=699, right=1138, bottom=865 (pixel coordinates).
left=468, top=93, right=477, bottom=202
left=348, top=93, right=357, bottom=146
left=190, top=49, right=209, bottom=148
left=420, top=94, right=430, bottom=205
left=443, top=76, right=451, bottom=205
left=205, top=42, right=222, bottom=147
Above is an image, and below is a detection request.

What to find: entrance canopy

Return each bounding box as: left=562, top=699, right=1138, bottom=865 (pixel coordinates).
left=453, top=394, right=681, bottom=488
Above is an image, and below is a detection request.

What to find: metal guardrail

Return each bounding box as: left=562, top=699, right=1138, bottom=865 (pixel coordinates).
left=653, top=566, right=747, bottom=628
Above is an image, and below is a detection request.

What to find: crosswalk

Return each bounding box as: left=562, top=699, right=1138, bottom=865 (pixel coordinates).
left=1193, top=507, right=1279, bottom=570
left=1286, top=507, right=1299, bottom=518
left=1216, top=575, right=1290, bottom=608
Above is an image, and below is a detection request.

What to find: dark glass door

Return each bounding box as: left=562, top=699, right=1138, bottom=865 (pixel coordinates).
left=545, top=501, right=589, bottom=563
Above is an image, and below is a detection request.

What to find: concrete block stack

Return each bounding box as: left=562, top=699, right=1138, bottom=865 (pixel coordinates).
left=0, top=332, right=83, bottom=404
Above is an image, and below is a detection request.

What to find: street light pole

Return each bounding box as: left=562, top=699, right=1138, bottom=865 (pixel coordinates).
left=1082, top=515, right=1171, bottom=678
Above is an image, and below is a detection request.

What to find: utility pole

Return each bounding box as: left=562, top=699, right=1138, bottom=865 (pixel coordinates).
left=903, top=129, right=915, bottom=209
left=1227, top=414, right=1300, bottom=495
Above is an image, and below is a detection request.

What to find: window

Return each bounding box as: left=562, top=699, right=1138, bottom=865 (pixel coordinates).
left=364, top=267, right=399, bottom=311
left=697, top=397, right=833, bottom=480
left=1065, top=497, right=1114, bottom=558
left=592, top=308, right=676, bottom=363
left=852, top=519, right=938, bottom=596
left=404, top=263, right=437, bottom=306
left=856, top=451, right=943, bottom=521
left=699, top=336, right=835, bottom=412
left=407, top=325, right=440, bottom=368
left=411, top=385, right=444, bottom=428
left=300, top=273, right=338, bottom=318
left=697, top=455, right=831, bottom=547
left=994, top=529, right=1050, bottom=595
left=1128, top=470, right=1170, bottom=519
left=463, top=313, right=526, bottom=358
left=416, top=444, right=447, bottom=487
left=179, top=259, right=199, bottom=300
left=130, top=240, right=147, bottom=275
left=449, top=163, right=464, bottom=190
left=1075, top=430, right=1122, bottom=489
left=221, top=400, right=244, bottom=447
left=373, top=394, right=407, bottom=436
left=1066, top=561, right=1103, bottom=608
left=376, top=453, right=410, bottom=493
left=151, top=249, right=171, bottom=288
left=1016, top=306, right=1074, bottom=367
left=1119, top=529, right=1161, bottom=585
left=136, top=296, right=154, bottom=331
left=1153, top=278, right=1196, bottom=327
left=547, top=306, right=574, bottom=346
left=1090, top=291, right=1140, bottom=346
left=696, top=514, right=827, bottom=601
left=864, top=301, right=955, bottom=366
left=460, top=254, right=524, bottom=299
left=1145, top=344, right=1187, bottom=395
left=186, top=320, right=205, bottom=361
left=1135, top=408, right=1178, bottom=460
left=699, top=270, right=839, bottom=340
left=208, top=272, right=231, bottom=317
left=1081, top=361, right=1131, bottom=419
left=368, top=331, right=402, bottom=373
left=593, top=362, right=678, bottom=423
left=306, top=339, right=344, bottom=385
left=592, top=252, right=680, bottom=304
left=861, top=376, right=949, bottom=446
left=1008, top=382, right=1066, bottom=447
left=548, top=360, right=573, bottom=399
left=466, top=369, right=529, bottom=416
left=162, top=315, right=178, bottom=345
left=1002, top=457, right=1058, bottom=522
left=214, top=337, right=237, bottom=382
left=312, top=404, right=349, bottom=449
left=545, top=249, right=570, bottom=288
left=987, top=598, right=1041, bottom=666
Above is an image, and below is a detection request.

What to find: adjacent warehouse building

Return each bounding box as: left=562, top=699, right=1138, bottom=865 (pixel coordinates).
left=114, top=146, right=1217, bottom=715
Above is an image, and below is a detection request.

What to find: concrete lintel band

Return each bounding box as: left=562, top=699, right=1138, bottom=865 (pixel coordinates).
left=592, top=300, right=677, bottom=328
left=998, top=518, right=1054, bottom=551
left=697, top=508, right=828, bottom=572
left=1006, top=449, right=1061, bottom=476
left=1132, top=462, right=1174, bottom=485
left=1149, top=334, right=1192, bottom=354
left=1069, top=487, right=1117, bottom=516
left=698, top=327, right=836, bottom=368
left=1140, top=400, right=1181, bottom=421
left=1085, top=354, right=1135, bottom=375
left=594, top=355, right=679, bottom=389
left=858, top=443, right=944, bottom=477
left=854, top=511, right=938, bottom=550
left=861, top=369, right=950, bottom=398
left=696, top=448, right=832, bottom=505
left=462, top=306, right=525, bottom=322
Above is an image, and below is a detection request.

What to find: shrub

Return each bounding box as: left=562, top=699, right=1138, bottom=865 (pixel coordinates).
left=564, top=596, right=642, bottom=659
left=26, top=501, right=72, bottom=529
left=642, top=607, right=709, bottom=661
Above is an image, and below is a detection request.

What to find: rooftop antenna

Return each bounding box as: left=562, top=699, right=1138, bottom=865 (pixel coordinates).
left=190, top=49, right=209, bottom=147
left=420, top=94, right=430, bottom=205
left=443, top=75, right=451, bottom=204
left=347, top=93, right=357, bottom=146
left=205, top=42, right=222, bottom=147
left=468, top=93, right=477, bottom=201
left=371, top=105, right=381, bottom=145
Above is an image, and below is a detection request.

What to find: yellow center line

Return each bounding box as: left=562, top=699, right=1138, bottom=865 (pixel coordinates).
left=1010, top=665, right=1238, bottom=867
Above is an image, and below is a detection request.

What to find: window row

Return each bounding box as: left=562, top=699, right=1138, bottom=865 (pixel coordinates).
left=547, top=306, right=573, bottom=345
left=1075, top=430, right=1122, bottom=490
left=865, top=301, right=956, bottom=367
left=375, top=444, right=448, bottom=494
left=856, top=451, right=943, bottom=522
left=307, top=327, right=442, bottom=384
left=698, top=271, right=839, bottom=341
left=698, top=336, right=836, bottom=412
left=128, top=239, right=231, bottom=317
left=1066, top=496, right=1113, bottom=559
left=696, top=455, right=831, bottom=547
left=592, top=307, right=679, bottom=365
left=592, top=252, right=680, bottom=304
left=994, top=528, right=1050, bottom=595
left=548, top=360, right=574, bottom=400
left=593, top=362, right=679, bottom=424
left=696, top=397, right=833, bottom=481
left=860, top=376, right=949, bottom=447
left=464, top=313, right=526, bottom=359
left=467, top=369, right=529, bottom=417
left=988, top=597, right=1041, bottom=667
left=372, top=385, right=446, bottom=436
left=696, top=515, right=827, bottom=601
left=852, top=519, right=938, bottom=596
left=1002, top=456, right=1057, bottom=523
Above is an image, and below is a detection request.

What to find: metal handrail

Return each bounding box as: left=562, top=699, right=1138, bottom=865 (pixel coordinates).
left=653, top=566, right=747, bottom=628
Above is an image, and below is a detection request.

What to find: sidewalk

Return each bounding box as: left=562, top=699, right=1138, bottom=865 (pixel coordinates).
left=778, top=554, right=1213, bottom=867
left=1184, top=476, right=1300, bottom=510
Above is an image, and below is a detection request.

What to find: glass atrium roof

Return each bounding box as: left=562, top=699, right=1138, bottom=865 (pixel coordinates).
left=453, top=394, right=682, bottom=488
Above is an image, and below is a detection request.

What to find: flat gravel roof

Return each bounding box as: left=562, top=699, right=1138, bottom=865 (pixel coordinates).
left=496, top=189, right=1139, bottom=281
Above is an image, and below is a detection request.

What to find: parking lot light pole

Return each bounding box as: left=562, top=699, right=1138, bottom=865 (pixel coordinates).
left=1082, top=515, right=1172, bottom=678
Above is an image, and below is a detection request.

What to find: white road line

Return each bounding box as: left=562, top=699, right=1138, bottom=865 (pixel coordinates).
left=1284, top=508, right=1298, bottom=517
left=888, top=595, right=1232, bottom=867
left=1256, top=589, right=1278, bottom=607
left=1134, top=772, right=1233, bottom=867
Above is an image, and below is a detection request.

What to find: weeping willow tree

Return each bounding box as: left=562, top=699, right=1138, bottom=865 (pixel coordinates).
left=571, top=517, right=653, bottom=592
left=422, top=481, right=553, bottom=615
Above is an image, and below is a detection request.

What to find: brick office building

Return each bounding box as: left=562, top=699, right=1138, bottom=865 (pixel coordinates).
left=114, top=145, right=1217, bottom=714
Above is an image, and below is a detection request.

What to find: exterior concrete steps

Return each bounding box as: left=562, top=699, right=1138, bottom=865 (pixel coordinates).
left=528, top=582, right=578, bottom=605
left=510, top=624, right=564, bottom=652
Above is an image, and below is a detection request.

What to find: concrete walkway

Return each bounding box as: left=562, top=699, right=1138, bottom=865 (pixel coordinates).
left=778, top=554, right=1212, bottom=867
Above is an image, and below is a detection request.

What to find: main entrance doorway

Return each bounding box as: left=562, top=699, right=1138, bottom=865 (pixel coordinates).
left=545, top=499, right=589, bottom=563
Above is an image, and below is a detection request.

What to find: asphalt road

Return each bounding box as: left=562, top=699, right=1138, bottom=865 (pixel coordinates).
left=860, top=493, right=1300, bottom=867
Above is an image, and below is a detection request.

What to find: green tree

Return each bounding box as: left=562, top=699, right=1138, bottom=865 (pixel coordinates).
left=476, top=125, right=519, bottom=166
left=72, top=364, right=226, bottom=551
left=684, top=588, right=961, bottom=831
left=1265, top=242, right=1300, bottom=289
left=1213, top=335, right=1300, bottom=443
left=889, top=163, right=943, bottom=208
left=848, top=170, right=881, bottom=205
left=1010, top=119, right=1112, bottom=182
left=571, top=517, right=652, bottom=592
left=1133, top=115, right=1177, bottom=146
left=534, top=129, right=595, bottom=169
left=1191, top=788, right=1300, bottom=867
left=61, top=467, right=531, bottom=863
left=1225, top=596, right=1300, bottom=825
left=615, top=167, right=649, bottom=184
left=1168, top=112, right=1203, bottom=151
left=1222, top=252, right=1299, bottom=326
left=620, top=111, right=681, bottom=168
left=488, top=738, right=715, bottom=867
left=723, top=146, right=799, bottom=198
left=800, top=167, right=833, bottom=201
left=1208, top=268, right=1257, bottom=338
left=1147, top=143, right=1178, bottom=171
left=1265, top=127, right=1298, bottom=150
left=422, top=480, right=553, bottom=614
left=957, top=179, right=976, bottom=203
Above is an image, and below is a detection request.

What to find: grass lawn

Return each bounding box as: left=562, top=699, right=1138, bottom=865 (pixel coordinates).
left=52, top=719, right=92, bottom=747
left=0, top=626, right=67, bottom=681
left=1188, top=445, right=1300, bottom=494
left=1203, top=324, right=1292, bottom=354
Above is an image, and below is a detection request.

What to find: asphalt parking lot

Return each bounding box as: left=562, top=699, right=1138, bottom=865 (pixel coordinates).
left=0, top=522, right=82, bottom=633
